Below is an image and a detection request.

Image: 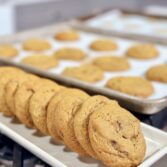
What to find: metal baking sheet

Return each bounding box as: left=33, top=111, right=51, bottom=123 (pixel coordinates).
left=0, top=113, right=167, bottom=167
left=0, top=23, right=167, bottom=114
left=75, top=9, right=167, bottom=45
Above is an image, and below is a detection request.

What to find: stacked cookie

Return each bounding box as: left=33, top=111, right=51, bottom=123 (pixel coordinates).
left=0, top=66, right=146, bottom=167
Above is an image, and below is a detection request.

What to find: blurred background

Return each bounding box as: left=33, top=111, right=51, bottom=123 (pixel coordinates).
left=0, top=0, right=167, bottom=36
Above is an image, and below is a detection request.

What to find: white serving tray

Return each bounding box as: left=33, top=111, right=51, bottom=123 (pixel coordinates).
left=0, top=113, right=167, bottom=167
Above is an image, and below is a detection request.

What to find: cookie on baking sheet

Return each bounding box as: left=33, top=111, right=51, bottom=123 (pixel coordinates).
left=23, top=38, right=51, bottom=51
left=146, top=64, right=167, bottom=83
left=49, top=88, right=89, bottom=155
left=106, top=76, right=154, bottom=98
left=5, top=74, right=39, bottom=116
left=54, top=30, right=79, bottom=41
left=90, top=39, right=118, bottom=51
left=126, top=44, right=159, bottom=59
left=29, top=86, right=63, bottom=134
left=0, top=67, right=25, bottom=116
left=21, top=54, right=58, bottom=69
left=62, top=64, right=104, bottom=83
left=14, top=78, right=59, bottom=128
left=93, top=56, right=130, bottom=72
left=88, top=103, right=146, bottom=167
left=74, top=95, right=118, bottom=158
left=0, top=44, right=18, bottom=58
left=53, top=48, right=86, bottom=61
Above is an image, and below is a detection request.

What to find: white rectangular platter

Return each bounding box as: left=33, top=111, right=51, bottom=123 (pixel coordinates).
left=0, top=113, right=167, bottom=167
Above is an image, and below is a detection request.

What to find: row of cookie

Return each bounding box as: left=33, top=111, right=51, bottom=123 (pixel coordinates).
left=0, top=30, right=160, bottom=60
left=62, top=64, right=167, bottom=98
left=9, top=51, right=166, bottom=98
left=0, top=66, right=146, bottom=167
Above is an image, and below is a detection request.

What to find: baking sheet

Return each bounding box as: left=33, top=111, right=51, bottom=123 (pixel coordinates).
left=4, top=30, right=167, bottom=100
left=0, top=113, right=167, bottom=167
left=0, top=23, right=167, bottom=114
left=84, top=10, right=167, bottom=39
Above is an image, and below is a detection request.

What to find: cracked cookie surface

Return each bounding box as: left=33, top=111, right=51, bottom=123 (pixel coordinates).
left=53, top=48, right=86, bottom=61
left=29, top=85, right=62, bottom=134
left=0, top=44, right=18, bottom=58
left=62, top=64, right=104, bottom=83
left=55, top=30, right=80, bottom=41
left=106, top=76, right=153, bottom=98
left=93, top=56, right=130, bottom=71
left=5, top=73, right=39, bottom=116
left=0, top=67, right=25, bottom=116
left=21, top=54, right=58, bottom=69
left=52, top=89, right=89, bottom=155
left=23, top=38, right=51, bottom=51
left=90, top=39, right=118, bottom=51
left=14, top=78, right=58, bottom=127
left=74, top=95, right=118, bottom=158
left=88, top=103, right=146, bottom=167
left=146, top=64, right=167, bottom=83
left=126, top=44, right=159, bottom=59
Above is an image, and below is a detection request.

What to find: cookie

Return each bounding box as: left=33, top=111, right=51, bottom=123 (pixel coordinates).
left=23, top=38, right=51, bottom=51
left=88, top=103, right=146, bottom=167
left=126, top=44, right=159, bottom=59
left=62, top=64, right=104, bottom=83
left=47, top=88, right=85, bottom=142
left=74, top=95, right=118, bottom=158
left=47, top=88, right=75, bottom=142
left=93, top=56, right=130, bottom=71
left=146, top=64, right=167, bottom=83
left=0, top=67, right=25, bottom=116
left=55, top=30, right=79, bottom=41
left=5, top=74, right=39, bottom=116
left=53, top=48, right=86, bottom=61
left=106, top=76, right=154, bottom=98
left=21, top=54, right=58, bottom=69
left=14, top=78, right=59, bottom=127
left=50, top=89, right=89, bottom=155
left=29, top=86, right=62, bottom=134
left=0, top=44, right=18, bottom=58
left=90, top=39, right=118, bottom=51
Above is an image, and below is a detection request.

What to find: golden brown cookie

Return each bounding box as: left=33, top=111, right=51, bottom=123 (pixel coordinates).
left=14, top=78, right=59, bottom=127
left=74, top=95, right=118, bottom=158
left=53, top=48, right=86, bottom=61
left=90, top=39, right=118, bottom=51
left=146, top=64, right=167, bottom=83
left=23, top=38, right=51, bottom=51
left=29, top=86, right=62, bottom=134
left=93, top=56, right=130, bottom=71
left=47, top=88, right=72, bottom=142
left=55, top=30, right=79, bottom=41
left=62, top=64, right=104, bottom=83
left=0, top=67, right=25, bottom=116
left=88, top=103, right=146, bottom=167
left=106, top=76, right=154, bottom=98
left=126, top=44, right=159, bottom=59
left=21, top=55, right=58, bottom=69
left=5, top=74, right=39, bottom=116
left=0, top=44, right=18, bottom=58
left=50, top=89, right=89, bottom=155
